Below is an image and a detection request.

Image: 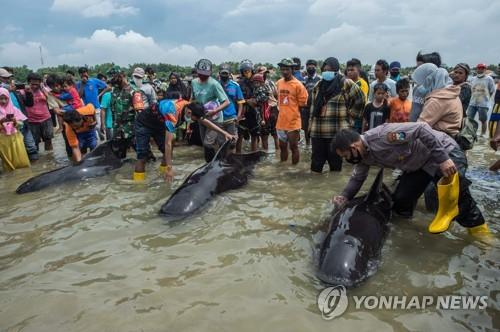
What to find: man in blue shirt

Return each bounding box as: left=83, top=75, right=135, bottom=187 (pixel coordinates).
left=76, top=67, right=109, bottom=140
left=292, top=57, right=305, bottom=82
left=218, top=63, right=243, bottom=152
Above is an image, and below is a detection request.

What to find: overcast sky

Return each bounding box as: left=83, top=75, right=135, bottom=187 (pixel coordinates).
left=1, top=0, right=499, bottom=69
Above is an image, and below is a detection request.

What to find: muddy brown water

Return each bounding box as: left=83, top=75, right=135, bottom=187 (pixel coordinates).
left=0, top=135, right=499, bottom=332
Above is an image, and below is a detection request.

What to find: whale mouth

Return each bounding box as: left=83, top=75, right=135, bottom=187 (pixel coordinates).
left=158, top=210, right=187, bottom=223
left=316, top=272, right=366, bottom=288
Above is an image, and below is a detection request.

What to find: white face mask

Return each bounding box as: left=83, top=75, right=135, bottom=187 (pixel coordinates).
left=133, top=77, right=143, bottom=88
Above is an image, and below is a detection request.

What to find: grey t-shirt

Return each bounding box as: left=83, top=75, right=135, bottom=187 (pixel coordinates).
left=368, top=78, right=397, bottom=101
left=469, top=75, right=495, bottom=108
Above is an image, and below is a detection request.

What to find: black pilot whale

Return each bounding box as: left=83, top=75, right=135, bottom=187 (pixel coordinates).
left=16, top=141, right=124, bottom=194
left=317, top=168, right=392, bottom=287
left=160, top=140, right=265, bottom=221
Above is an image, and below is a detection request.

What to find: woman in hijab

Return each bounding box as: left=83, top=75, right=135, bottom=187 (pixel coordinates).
left=0, top=88, right=30, bottom=170
left=413, top=63, right=462, bottom=137
left=166, top=72, right=189, bottom=100
left=309, top=57, right=365, bottom=173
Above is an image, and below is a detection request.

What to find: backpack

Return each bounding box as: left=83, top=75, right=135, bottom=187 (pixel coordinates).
left=455, top=117, right=478, bottom=151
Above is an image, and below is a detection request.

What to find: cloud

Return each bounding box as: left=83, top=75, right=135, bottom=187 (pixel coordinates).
left=55, top=29, right=163, bottom=65
left=4, top=25, right=23, bottom=33
left=2, top=0, right=500, bottom=69
left=51, top=0, right=139, bottom=18
left=225, top=0, right=300, bottom=16
left=0, top=42, right=48, bottom=68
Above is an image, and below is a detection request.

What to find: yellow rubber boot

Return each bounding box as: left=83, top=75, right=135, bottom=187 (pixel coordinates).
left=468, top=223, right=490, bottom=236
left=133, top=171, right=145, bottom=181
left=428, top=172, right=459, bottom=234
left=159, top=165, right=166, bottom=173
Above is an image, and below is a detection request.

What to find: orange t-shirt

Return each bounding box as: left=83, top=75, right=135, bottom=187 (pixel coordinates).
left=65, top=104, right=96, bottom=147
left=388, top=97, right=412, bottom=123
left=276, top=77, right=308, bottom=131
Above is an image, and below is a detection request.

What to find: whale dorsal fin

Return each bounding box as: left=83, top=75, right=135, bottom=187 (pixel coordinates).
left=364, top=168, right=384, bottom=203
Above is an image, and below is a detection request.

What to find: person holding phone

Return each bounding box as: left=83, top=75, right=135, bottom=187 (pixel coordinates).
left=0, top=87, right=30, bottom=170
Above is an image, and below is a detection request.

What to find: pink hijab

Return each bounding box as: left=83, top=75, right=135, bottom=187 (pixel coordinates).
left=0, top=87, right=27, bottom=121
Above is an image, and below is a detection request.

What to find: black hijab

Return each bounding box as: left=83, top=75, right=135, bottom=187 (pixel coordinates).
left=166, top=72, right=189, bottom=100
left=313, top=57, right=343, bottom=117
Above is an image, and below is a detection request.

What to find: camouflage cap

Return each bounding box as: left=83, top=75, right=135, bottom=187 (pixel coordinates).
left=278, top=58, right=295, bottom=68
left=107, top=65, right=122, bottom=76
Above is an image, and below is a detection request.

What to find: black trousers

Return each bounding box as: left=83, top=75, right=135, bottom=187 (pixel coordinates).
left=392, top=147, right=485, bottom=228
left=311, top=137, right=342, bottom=173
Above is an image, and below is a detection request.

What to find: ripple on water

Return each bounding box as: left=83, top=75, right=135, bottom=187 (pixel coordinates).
left=0, top=136, right=498, bottom=331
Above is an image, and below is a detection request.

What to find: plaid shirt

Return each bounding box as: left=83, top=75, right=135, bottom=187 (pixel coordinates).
left=309, top=76, right=365, bottom=138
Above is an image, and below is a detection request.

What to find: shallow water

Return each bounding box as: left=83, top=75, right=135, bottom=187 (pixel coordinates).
left=0, top=135, right=499, bottom=332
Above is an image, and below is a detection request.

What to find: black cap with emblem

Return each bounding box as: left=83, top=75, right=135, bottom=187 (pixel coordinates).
left=195, top=59, right=213, bottom=76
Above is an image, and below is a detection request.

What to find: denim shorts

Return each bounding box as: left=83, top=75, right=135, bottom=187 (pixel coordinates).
left=277, top=129, right=300, bottom=143
left=467, top=105, right=488, bottom=122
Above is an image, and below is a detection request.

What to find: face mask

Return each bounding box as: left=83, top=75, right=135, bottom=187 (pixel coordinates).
left=307, top=67, right=316, bottom=76
left=345, top=147, right=362, bottom=164
left=133, top=77, right=143, bottom=88
left=322, top=71, right=336, bottom=81
left=220, top=75, right=229, bottom=83
left=477, top=73, right=485, bottom=78
left=184, top=115, right=191, bottom=123
left=198, top=75, right=209, bottom=82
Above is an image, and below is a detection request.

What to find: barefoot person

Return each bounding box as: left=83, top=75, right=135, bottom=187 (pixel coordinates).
left=275, top=58, right=308, bottom=165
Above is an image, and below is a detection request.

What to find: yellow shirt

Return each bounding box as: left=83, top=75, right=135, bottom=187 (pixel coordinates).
left=356, top=78, right=369, bottom=101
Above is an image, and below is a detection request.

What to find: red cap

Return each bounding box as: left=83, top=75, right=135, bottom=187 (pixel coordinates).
left=251, top=73, right=265, bottom=82
left=476, top=63, right=487, bottom=69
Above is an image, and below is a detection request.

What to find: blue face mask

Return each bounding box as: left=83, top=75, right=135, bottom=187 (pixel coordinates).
left=322, top=71, right=336, bottom=81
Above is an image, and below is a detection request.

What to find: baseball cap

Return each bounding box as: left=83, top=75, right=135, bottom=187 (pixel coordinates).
left=195, top=59, right=213, bottom=76
left=107, top=65, right=122, bottom=76
left=132, top=67, right=145, bottom=78
left=278, top=58, right=295, bottom=67
left=476, top=63, right=487, bottom=69
left=256, top=66, right=269, bottom=73
left=389, top=61, right=401, bottom=71
left=0, top=68, right=13, bottom=78
left=251, top=73, right=265, bottom=82
left=219, top=63, right=231, bottom=74
left=306, top=59, right=317, bottom=66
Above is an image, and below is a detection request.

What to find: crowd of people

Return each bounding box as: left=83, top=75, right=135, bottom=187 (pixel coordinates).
left=0, top=51, right=499, bottom=236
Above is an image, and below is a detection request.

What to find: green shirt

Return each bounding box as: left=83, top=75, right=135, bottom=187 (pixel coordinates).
left=191, top=77, right=228, bottom=123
